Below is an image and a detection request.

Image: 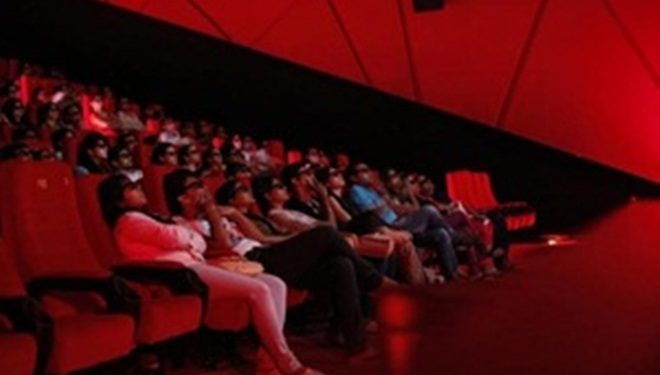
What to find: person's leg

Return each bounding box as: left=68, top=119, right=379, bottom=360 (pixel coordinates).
left=299, top=256, right=367, bottom=355
left=395, top=205, right=452, bottom=234
left=256, top=273, right=287, bottom=328
left=249, top=226, right=383, bottom=293
left=487, top=211, right=512, bottom=270
left=414, top=228, right=459, bottom=278
left=189, top=264, right=302, bottom=374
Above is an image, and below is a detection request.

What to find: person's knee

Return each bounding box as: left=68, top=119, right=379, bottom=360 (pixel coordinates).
left=326, top=256, right=356, bottom=279
left=421, top=205, right=441, bottom=217
left=248, top=280, right=273, bottom=303
left=429, top=228, right=451, bottom=245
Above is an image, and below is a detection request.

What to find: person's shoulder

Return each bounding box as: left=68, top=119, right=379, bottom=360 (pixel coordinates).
left=119, top=211, right=151, bottom=223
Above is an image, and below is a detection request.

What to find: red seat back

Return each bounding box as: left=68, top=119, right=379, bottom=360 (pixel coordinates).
left=75, top=174, right=121, bottom=268
left=0, top=161, right=107, bottom=281
left=266, top=139, right=285, bottom=161
left=476, top=172, right=500, bottom=207
left=203, top=175, right=225, bottom=196
left=0, top=238, right=26, bottom=298
left=142, top=164, right=177, bottom=216
left=287, top=149, right=302, bottom=164
left=446, top=170, right=477, bottom=208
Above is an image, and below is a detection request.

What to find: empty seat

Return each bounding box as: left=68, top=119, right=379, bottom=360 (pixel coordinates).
left=0, top=161, right=136, bottom=374
left=445, top=170, right=536, bottom=231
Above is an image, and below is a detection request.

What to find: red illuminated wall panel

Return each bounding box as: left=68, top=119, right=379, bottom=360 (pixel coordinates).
left=100, top=0, right=660, bottom=182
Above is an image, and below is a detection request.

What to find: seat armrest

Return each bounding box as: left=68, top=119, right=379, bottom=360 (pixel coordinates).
left=0, top=296, right=50, bottom=334
left=0, top=296, right=54, bottom=375
left=27, top=275, right=139, bottom=316
left=112, top=261, right=207, bottom=297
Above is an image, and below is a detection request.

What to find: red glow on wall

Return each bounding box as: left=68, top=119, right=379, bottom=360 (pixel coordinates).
left=100, top=0, right=660, bottom=183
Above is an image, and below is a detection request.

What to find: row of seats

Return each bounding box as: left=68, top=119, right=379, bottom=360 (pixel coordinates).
left=0, top=161, right=265, bottom=375
left=445, top=170, right=536, bottom=231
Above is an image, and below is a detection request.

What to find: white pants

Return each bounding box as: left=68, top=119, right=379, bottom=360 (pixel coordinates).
left=189, top=264, right=300, bottom=374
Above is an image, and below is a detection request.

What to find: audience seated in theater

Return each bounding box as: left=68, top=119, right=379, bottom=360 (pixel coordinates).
left=215, top=173, right=389, bottom=358
left=346, top=163, right=464, bottom=280
left=196, top=120, right=215, bottom=147
left=115, top=97, right=145, bottom=132
left=143, top=103, right=165, bottom=138
left=98, top=173, right=324, bottom=375
left=384, top=170, right=489, bottom=278
left=150, top=142, right=179, bottom=167
left=225, top=162, right=253, bottom=189
left=88, top=93, right=116, bottom=136
left=178, top=143, right=202, bottom=174
left=179, top=121, right=197, bottom=146
left=75, top=132, right=112, bottom=175
left=200, top=147, right=225, bottom=178
left=109, top=145, right=143, bottom=182
left=12, top=126, right=39, bottom=144
left=51, top=127, right=75, bottom=160
left=417, top=175, right=512, bottom=271
left=222, top=134, right=249, bottom=165
left=1, top=98, right=28, bottom=129
left=242, top=136, right=276, bottom=174
left=116, top=131, right=139, bottom=155
left=304, top=148, right=331, bottom=169
left=333, top=153, right=351, bottom=174
left=316, top=167, right=431, bottom=285
left=157, top=118, right=183, bottom=146
left=60, top=103, right=83, bottom=130
left=51, top=83, right=79, bottom=112
left=37, top=102, right=62, bottom=131
left=0, top=142, right=32, bottom=161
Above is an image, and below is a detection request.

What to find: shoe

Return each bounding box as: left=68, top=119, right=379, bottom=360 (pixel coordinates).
left=482, top=265, right=500, bottom=277
left=423, top=267, right=445, bottom=284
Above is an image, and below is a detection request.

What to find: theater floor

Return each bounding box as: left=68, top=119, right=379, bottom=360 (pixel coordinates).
left=177, top=199, right=660, bottom=375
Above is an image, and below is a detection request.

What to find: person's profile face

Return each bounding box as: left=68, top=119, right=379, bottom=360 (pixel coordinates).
left=231, top=189, right=255, bottom=209
left=163, top=147, right=178, bottom=166
left=121, top=181, right=147, bottom=208
left=354, top=164, right=372, bottom=185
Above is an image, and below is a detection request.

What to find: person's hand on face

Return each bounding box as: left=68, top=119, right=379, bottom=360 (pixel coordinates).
left=311, top=177, right=328, bottom=197
left=216, top=205, right=241, bottom=219
left=197, top=187, right=216, bottom=212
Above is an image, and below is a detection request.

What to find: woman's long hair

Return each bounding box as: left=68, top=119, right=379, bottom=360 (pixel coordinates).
left=98, top=174, right=172, bottom=228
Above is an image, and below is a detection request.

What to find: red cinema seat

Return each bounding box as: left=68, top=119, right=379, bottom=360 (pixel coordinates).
left=286, top=149, right=302, bottom=164
left=203, top=175, right=226, bottom=196
left=0, top=239, right=40, bottom=375
left=142, top=164, right=177, bottom=216
left=78, top=173, right=251, bottom=332
left=266, top=139, right=285, bottom=161
left=75, top=174, right=204, bottom=345
left=446, top=170, right=536, bottom=231
left=0, top=161, right=136, bottom=375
